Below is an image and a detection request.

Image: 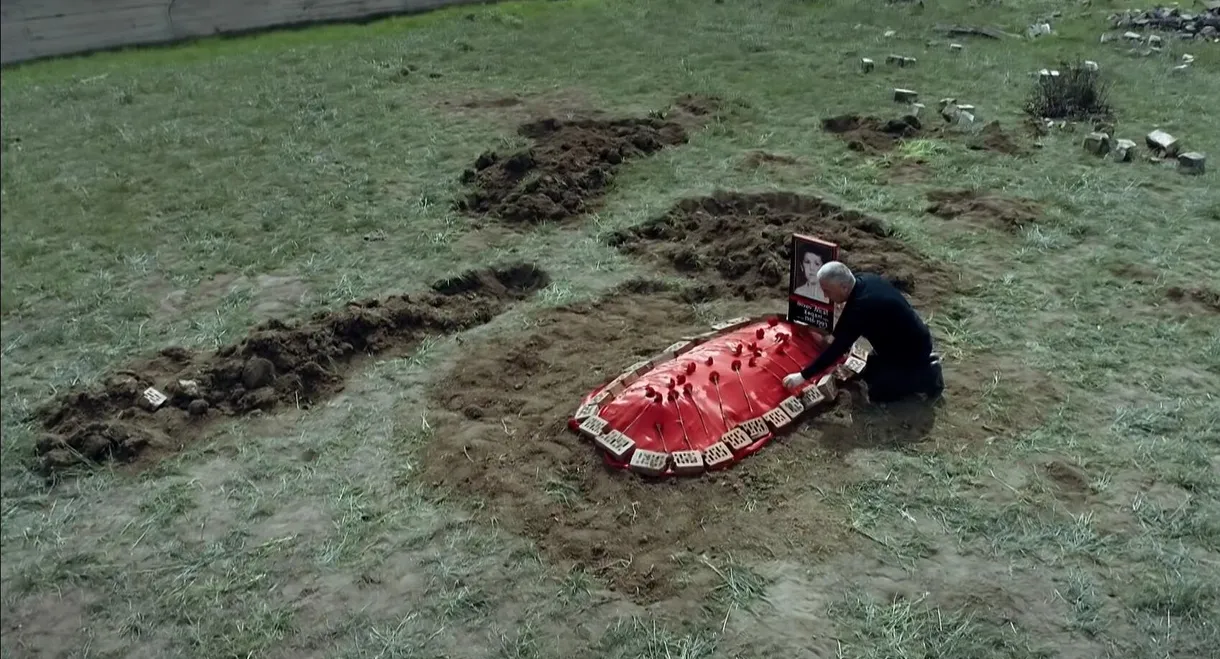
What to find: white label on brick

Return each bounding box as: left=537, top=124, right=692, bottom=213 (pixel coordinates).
left=595, top=430, right=635, bottom=460
left=574, top=402, right=600, bottom=421
left=629, top=449, right=670, bottom=476
left=722, top=427, right=752, bottom=451
left=762, top=407, right=792, bottom=429
left=850, top=341, right=870, bottom=360
left=579, top=415, right=610, bottom=438
left=741, top=417, right=769, bottom=439
left=702, top=442, right=734, bottom=468
left=142, top=387, right=167, bottom=409
left=844, top=356, right=867, bottom=373
left=779, top=396, right=805, bottom=418
left=591, top=391, right=611, bottom=405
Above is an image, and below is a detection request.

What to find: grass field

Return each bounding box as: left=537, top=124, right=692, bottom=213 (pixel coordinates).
left=2, top=0, right=1219, bottom=657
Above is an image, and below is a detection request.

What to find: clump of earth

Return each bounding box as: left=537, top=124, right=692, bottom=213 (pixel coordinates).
left=607, top=191, right=955, bottom=308
left=33, top=264, right=550, bottom=474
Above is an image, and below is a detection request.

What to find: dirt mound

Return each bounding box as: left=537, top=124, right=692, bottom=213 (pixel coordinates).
left=456, top=116, right=687, bottom=224
left=822, top=114, right=921, bottom=153
left=969, top=121, right=1025, bottom=155
left=607, top=191, right=954, bottom=308
left=420, top=283, right=1056, bottom=604
left=1165, top=286, right=1220, bottom=314
left=739, top=150, right=803, bottom=170
left=925, top=189, right=1042, bottom=231
left=33, top=264, right=550, bottom=474
left=822, top=114, right=1025, bottom=155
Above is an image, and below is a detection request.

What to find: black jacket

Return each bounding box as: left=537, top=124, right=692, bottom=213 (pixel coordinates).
left=800, top=273, right=932, bottom=379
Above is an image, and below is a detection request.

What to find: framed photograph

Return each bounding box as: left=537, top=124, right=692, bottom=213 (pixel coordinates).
left=787, top=234, right=840, bottom=331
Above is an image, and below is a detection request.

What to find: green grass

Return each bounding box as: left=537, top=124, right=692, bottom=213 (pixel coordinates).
left=3, top=0, right=1219, bottom=656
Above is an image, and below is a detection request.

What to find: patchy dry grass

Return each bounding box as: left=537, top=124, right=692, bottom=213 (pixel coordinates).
left=2, top=0, right=1218, bottom=657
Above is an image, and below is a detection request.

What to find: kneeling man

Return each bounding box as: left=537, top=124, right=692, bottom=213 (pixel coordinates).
left=783, top=262, right=943, bottom=403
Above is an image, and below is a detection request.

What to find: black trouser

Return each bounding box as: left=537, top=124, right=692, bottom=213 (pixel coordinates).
left=860, top=351, right=943, bottom=403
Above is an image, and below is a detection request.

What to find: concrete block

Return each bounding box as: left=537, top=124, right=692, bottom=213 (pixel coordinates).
left=949, top=43, right=963, bottom=52
left=886, top=54, right=903, bottom=65
left=938, top=97, right=957, bottom=112
left=579, top=415, right=610, bottom=439
left=956, top=104, right=975, bottom=113
left=762, top=407, right=792, bottom=429
left=591, top=390, right=612, bottom=405
left=177, top=379, right=201, bottom=398
left=1124, top=31, right=1143, bottom=40
left=884, top=29, right=896, bottom=37
left=1148, top=34, right=1163, bottom=45
left=1084, top=60, right=1099, bottom=71
left=1113, top=138, right=1137, bottom=162
left=671, top=450, right=705, bottom=476
left=141, top=386, right=167, bottom=410
left=861, top=58, right=875, bottom=73
left=629, top=449, right=669, bottom=477
left=702, top=442, right=734, bottom=469
left=1171, top=64, right=1191, bottom=74
left=722, top=427, right=753, bottom=452
left=779, top=396, right=805, bottom=418
left=844, top=356, right=867, bottom=374
left=955, top=111, right=975, bottom=128
left=740, top=417, right=770, bottom=440
left=909, top=102, right=926, bottom=117
left=1084, top=132, right=1111, bottom=155
left=595, top=430, right=636, bottom=460
left=900, top=57, right=917, bottom=67
left=893, top=88, right=919, bottom=103
left=574, top=402, right=600, bottom=421
left=1178, top=152, right=1206, bottom=175
left=1146, top=130, right=1179, bottom=156
left=1183, top=54, right=1195, bottom=63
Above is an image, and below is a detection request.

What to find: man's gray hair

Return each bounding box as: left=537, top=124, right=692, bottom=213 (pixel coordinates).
left=817, top=261, right=855, bottom=288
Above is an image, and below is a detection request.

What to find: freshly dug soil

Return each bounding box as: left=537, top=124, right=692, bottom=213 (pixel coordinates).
left=33, top=264, right=550, bottom=474
left=456, top=117, right=687, bottom=224
left=420, top=281, right=1054, bottom=604
left=1165, top=286, right=1220, bottom=314
left=607, top=191, right=955, bottom=308
left=822, top=114, right=1026, bottom=156
left=925, top=189, right=1043, bottom=231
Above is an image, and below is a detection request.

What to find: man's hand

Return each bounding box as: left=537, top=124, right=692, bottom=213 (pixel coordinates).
left=783, top=373, right=806, bottom=390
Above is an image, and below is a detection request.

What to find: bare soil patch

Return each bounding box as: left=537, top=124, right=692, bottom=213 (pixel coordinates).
left=455, top=100, right=699, bottom=224
left=1165, top=285, right=1220, bottom=314
left=420, top=282, right=1056, bottom=605
left=32, top=264, right=550, bottom=475
left=822, top=114, right=1025, bottom=156
left=738, top=150, right=803, bottom=170
left=925, top=189, right=1043, bottom=231
left=607, top=191, right=955, bottom=308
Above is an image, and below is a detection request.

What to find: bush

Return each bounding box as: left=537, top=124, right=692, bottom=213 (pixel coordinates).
left=1024, top=61, right=1113, bottom=120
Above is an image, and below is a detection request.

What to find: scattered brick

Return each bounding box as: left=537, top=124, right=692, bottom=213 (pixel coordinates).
left=893, top=88, right=919, bottom=103
left=141, top=387, right=167, bottom=411
left=1178, top=152, right=1206, bottom=175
